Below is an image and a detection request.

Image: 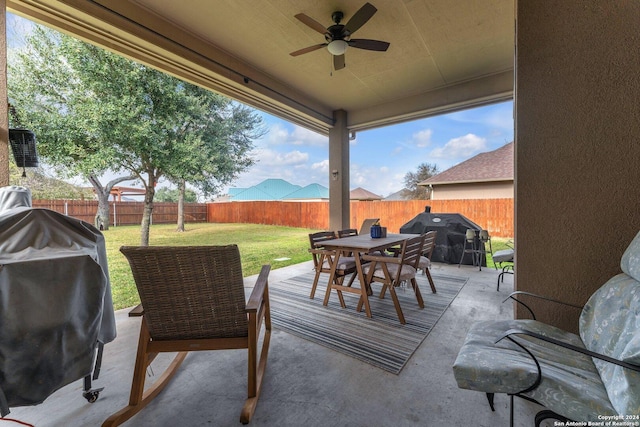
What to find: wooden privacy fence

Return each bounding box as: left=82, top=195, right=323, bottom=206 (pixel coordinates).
left=31, top=200, right=207, bottom=226
left=207, top=199, right=514, bottom=237
left=29, top=198, right=513, bottom=236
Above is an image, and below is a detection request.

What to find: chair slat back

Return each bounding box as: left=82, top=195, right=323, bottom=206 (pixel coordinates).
left=336, top=228, right=358, bottom=238
left=308, top=231, right=337, bottom=269
left=422, top=231, right=437, bottom=259
left=336, top=229, right=358, bottom=257
left=120, top=245, right=249, bottom=341
left=401, top=234, right=427, bottom=271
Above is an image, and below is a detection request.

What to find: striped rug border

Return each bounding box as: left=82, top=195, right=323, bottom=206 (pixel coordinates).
left=268, top=271, right=468, bottom=374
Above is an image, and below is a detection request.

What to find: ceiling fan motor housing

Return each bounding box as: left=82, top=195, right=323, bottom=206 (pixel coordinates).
left=326, top=24, right=349, bottom=42
left=290, top=2, right=389, bottom=70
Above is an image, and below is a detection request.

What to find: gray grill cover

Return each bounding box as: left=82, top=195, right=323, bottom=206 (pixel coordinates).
left=0, top=186, right=116, bottom=411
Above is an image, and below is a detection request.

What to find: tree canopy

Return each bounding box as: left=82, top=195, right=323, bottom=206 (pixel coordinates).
left=402, top=162, right=439, bottom=199
left=9, top=25, right=263, bottom=244
left=155, top=186, right=198, bottom=203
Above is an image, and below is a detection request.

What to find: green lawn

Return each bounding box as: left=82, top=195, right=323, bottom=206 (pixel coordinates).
left=103, top=223, right=513, bottom=310
left=104, top=223, right=317, bottom=309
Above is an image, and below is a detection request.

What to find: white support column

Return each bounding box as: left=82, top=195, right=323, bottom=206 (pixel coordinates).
left=329, top=109, right=350, bottom=231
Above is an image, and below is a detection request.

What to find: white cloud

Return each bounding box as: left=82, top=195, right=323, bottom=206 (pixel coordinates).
left=253, top=148, right=308, bottom=166
left=347, top=163, right=403, bottom=197
left=261, top=123, right=327, bottom=147
left=311, top=159, right=329, bottom=172
left=430, top=133, right=487, bottom=159
left=290, top=126, right=328, bottom=146
left=263, top=123, right=290, bottom=145
left=411, top=129, right=433, bottom=148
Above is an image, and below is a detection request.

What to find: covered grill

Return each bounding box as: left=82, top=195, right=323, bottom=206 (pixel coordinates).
left=0, top=186, right=116, bottom=416
left=400, top=207, right=484, bottom=266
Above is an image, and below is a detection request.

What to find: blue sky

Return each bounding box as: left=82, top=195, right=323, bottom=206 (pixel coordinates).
left=236, top=101, right=514, bottom=197
left=7, top=12, right=514, bottom=199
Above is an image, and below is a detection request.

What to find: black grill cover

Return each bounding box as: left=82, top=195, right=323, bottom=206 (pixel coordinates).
left=400, top=212, right=484, bottom=265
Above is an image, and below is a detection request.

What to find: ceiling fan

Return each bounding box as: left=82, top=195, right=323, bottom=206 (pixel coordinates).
left=290, top=2, right=390, bottom=71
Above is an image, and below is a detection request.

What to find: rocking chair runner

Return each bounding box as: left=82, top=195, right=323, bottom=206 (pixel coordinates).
left=102, top=245, right=271, bottom=426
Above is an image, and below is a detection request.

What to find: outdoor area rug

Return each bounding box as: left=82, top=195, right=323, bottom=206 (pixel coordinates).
left=268, top=271, right=468, bottom=374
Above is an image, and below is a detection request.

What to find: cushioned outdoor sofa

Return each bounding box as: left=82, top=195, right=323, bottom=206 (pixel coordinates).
left=453, top=230, right=640, bottom=426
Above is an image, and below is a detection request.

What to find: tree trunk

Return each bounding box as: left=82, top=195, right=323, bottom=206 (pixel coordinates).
left=95, top=192, right=111, bottom=230
left=176, top=180, right=185, bottom=232
left=140, top=182, right=155, bottom=246
left=88, top=173, right=138, bottom=231
left=89, top=175, right=111, bottom=230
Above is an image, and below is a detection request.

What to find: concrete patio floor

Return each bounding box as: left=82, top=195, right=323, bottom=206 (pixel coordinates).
left=8, top=261, right=542, bottom=427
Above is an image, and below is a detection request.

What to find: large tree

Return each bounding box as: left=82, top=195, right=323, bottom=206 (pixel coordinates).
left=9, top=25, right=262, bottom=244
left=402, top=162, right=439, bottom=199
left=155, top=186, right=198, bottom=203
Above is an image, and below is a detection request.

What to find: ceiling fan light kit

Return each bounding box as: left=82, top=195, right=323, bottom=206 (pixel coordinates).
left=290, top=2, right=390, bottom=70
left=327, top=40, right=348, bottom=56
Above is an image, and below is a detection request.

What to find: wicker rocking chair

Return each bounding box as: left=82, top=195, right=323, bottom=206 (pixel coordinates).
left=103, top=245, right=271, bottom=426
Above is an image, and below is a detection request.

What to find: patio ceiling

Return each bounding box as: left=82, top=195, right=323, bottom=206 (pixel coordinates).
left=8, top=0, right=514, bottom=135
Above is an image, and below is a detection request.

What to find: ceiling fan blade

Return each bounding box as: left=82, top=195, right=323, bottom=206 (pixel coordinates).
left=290, top=43, right=327, bottom=56
left=348, top=39, right=390, bottom=51
left=343, top=2, right=377, bottom=35
left=294, top=13, right=328, bottom=35
left=333, top=54, right=345, bottom=70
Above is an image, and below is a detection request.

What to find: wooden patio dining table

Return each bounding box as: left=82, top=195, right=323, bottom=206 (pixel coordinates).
left=320, top=233, right=418, bottom=318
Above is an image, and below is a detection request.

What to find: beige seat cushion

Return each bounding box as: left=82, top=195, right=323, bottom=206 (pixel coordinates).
left=418, top=256, right=430, bottom=269
left=322, top=256, right=356, bottom=271
left=364, top=263, right=417, bottom=282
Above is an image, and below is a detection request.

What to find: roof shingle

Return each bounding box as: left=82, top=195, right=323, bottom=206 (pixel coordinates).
left=420, top=142, right=513, bottom=185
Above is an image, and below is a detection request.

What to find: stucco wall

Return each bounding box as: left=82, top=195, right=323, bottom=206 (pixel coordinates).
left=431, top=181, right=513, bottom=200
left=515, top=1, right=640, bottom=332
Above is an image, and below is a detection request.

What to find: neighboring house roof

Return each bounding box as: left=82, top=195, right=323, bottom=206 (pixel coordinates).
left=231, top=186, right=276, bottom=201
left=252, top=178, right=302, bottom=199
left=230, top=178, right=302, bottom=201
left=384, top=189, right=407, bottom=200
left=350, top=187, right=383, bottom=200
left=228, top=180, right=383, bottom=201
left=419, top=142, right=514, bottom=186
left=283, top=183, right=329, bottom=200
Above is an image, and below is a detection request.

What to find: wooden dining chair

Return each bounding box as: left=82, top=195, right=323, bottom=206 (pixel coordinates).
left=358, top=218, right=380, bottom=236
left=308, top=231, right=357, bottom=299
left=361, top=234, right=426, bottom=324
left=417, top=230, right=438, bottom=293
left=336, top=228, right=358, bottom=238
left=102, top=245, right=271, bottom=426
left=336, top=228, right=359, bottom=257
